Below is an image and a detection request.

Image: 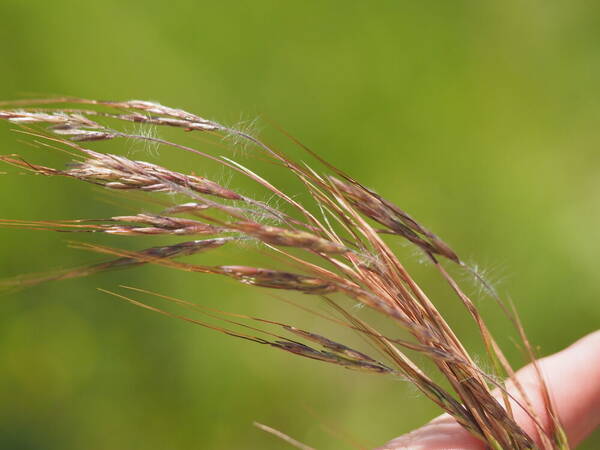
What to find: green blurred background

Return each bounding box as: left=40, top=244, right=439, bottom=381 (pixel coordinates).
left=0, top=1, right=599, bottom=448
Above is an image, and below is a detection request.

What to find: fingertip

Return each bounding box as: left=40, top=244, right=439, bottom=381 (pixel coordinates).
left=377, top=415, right=485, bottom=450
left=540, top=329, right=600, bottom=446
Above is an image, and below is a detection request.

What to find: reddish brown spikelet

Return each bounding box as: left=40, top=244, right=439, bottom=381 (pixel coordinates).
left=100, top=99, right=221, bottom=131
left=107, top=214, right=220, bottom=236
left=99, top=238, right=231, bottom=269
left=66, top=150, right=242, bottom=200
left=330, top=176, right=460, bottom=262
left=0, top=238, right=231, bottom=291
left=217, top=265, right=336, bottom=294
left=0, top=149, right=241, bottom=200
left=283, top=325, right=380, bottom=363
left=271, top=341, right=392, bottom=374
left=0, top=110, right=100, bottom=127
left=162, top=202, right=212, bottom=214
left=232, top=221, right=348, bottom=254
left=0, top=111, right=116, bottom=141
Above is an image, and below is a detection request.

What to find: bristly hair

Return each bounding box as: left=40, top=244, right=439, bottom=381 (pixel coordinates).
left=224, top=114, right=263, bottom=156
left=0, top=97, right=569, bottom=450
left=125, top=122, right=161, bottom=158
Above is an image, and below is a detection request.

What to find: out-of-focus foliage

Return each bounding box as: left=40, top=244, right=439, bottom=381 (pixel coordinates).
left=0, top=1, right=598, bottom=448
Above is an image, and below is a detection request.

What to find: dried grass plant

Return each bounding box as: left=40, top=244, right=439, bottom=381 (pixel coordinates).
left=0, top=98, right=570, bottom=449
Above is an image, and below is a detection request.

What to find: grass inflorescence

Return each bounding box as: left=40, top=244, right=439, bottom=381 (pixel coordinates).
left=0, top=97, right=569, bottom=450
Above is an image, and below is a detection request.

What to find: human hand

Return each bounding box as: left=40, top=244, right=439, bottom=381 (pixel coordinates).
left=379, top=331, right=600, bottom=449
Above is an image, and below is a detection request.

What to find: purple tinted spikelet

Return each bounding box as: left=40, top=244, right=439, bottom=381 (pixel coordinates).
left=232, top=221, right=348, bottom=254
left=329, top=176, right=460, bottom=263
left=217, top=266, right=336, bottom=294
left=67, top=150, right=242, bottom=200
